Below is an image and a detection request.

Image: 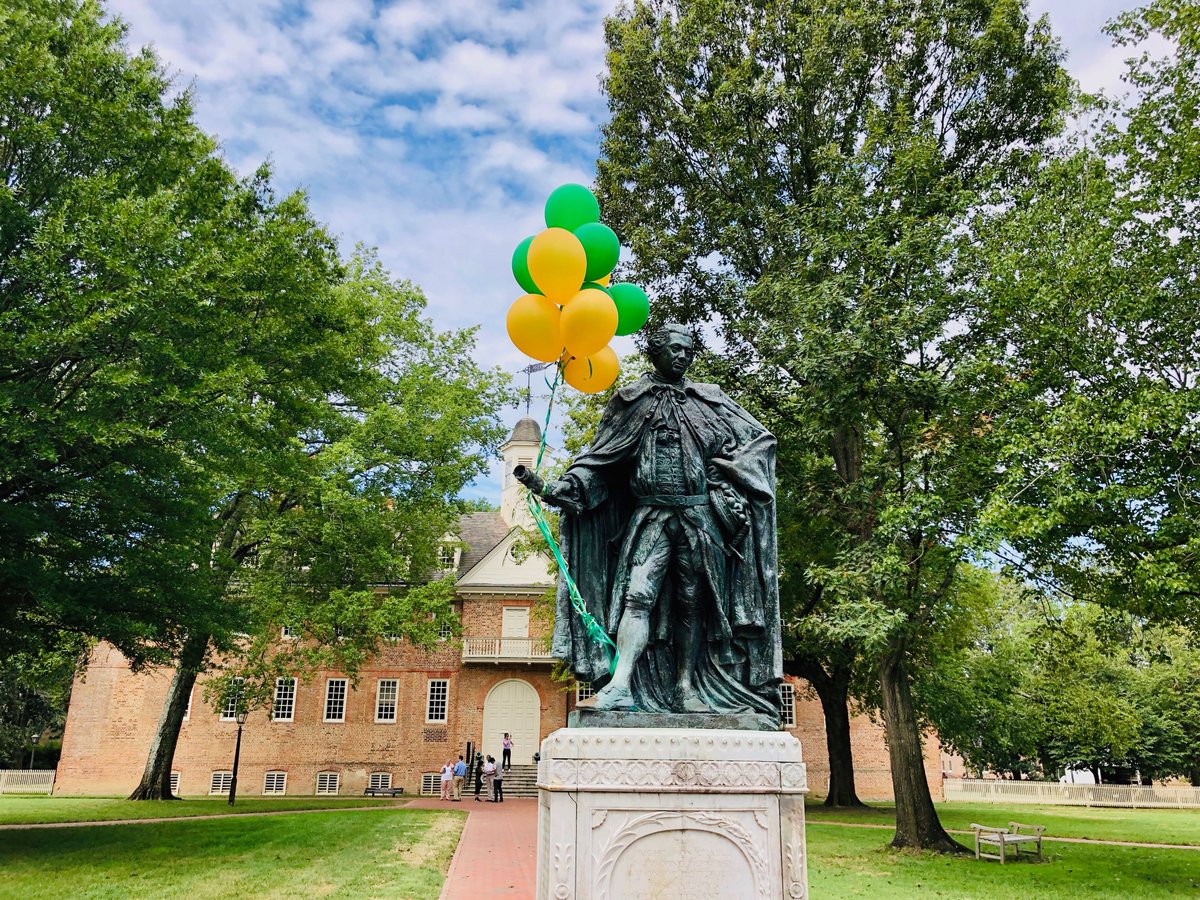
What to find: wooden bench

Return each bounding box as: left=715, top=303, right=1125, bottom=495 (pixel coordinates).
left=363, top=786, right=405, bottom=797
left=971, top=822, right=1045, bottom=863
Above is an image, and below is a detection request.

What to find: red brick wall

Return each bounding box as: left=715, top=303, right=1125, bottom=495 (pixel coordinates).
left=782, top=676, right=945, bottom=803
left=57, top=614, right=943, bottom=802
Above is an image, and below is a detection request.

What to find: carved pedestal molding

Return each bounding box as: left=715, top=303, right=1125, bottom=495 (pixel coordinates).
left=536, top=727, right=809, bottom=900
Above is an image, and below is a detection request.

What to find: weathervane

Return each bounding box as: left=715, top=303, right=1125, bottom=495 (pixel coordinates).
left=519, top=361, right=555, bottom=416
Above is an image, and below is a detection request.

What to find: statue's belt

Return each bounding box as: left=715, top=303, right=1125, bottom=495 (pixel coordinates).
left=634, top=493, right=708, bottom=508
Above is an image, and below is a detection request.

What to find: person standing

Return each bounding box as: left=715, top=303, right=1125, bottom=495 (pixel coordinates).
left=502, top=733, right=513, bottom=771
left=439, top=760, right=453, bottom=801
left=483, top=755, right=496, bottom=801
left=493, top=761, right=505, bottom=802
left=452, top=755, right=466, bottom=801
left=473, top=752, right=485, bottom=801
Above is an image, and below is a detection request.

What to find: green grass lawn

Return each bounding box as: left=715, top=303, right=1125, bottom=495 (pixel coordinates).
left=807, top=822, right=1200, bottom=899
left=0, top=808, right=463, bottom=900
left=0, top=795, right=401, bottom=826
left=806, top=800, right=1200, bottom=847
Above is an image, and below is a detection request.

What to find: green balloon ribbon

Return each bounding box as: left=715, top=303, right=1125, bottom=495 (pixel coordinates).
left=524, top=365, right=619, bottom=675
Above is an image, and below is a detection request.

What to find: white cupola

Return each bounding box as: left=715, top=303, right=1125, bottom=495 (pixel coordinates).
left=500, top=416, right=545, bottom=527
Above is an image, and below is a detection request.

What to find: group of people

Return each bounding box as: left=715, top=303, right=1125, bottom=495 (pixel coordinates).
left=438, top=732, right=514, bottom=803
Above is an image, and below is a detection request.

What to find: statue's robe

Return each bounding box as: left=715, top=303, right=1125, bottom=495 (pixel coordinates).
left=548, top=373, right=782, bottom=723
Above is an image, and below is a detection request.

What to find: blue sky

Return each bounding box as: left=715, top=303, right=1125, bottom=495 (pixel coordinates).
left=106, top=0, right=1144, bottom=501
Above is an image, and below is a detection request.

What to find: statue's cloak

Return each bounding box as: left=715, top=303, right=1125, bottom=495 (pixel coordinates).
left=549, top=373, right=782, bottom=720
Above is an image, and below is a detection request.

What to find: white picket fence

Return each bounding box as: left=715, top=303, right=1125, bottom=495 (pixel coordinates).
left=944, top=777, right=1200, bottom=809
left=0, top=769, right=55, bottom=795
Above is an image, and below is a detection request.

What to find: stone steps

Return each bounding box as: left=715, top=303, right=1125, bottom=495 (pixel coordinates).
left=496, top=764, right=538, bottom=798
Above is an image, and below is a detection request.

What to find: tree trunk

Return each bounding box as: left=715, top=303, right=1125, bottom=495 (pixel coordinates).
left=784, top=654, right=866, bottom=808
left=814, top=667, right=866, bottom=808
left=1190, top=767, right=1200, bottom=788
left=128, top=632, right=208, bottom=800
left=878, top=648, right=964, bottom=852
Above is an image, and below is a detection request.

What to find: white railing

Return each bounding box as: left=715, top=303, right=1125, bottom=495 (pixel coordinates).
left=944, top=777, right=1200, bottom=809
left=0, top=769, right=55, bottom=795
left=462, top=636, right=554, bottom=663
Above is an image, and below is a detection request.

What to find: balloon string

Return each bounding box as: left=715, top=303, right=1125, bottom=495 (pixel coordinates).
left=524, top=364, right=619, bottom=675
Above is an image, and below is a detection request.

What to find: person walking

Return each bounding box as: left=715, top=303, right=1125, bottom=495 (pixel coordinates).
left=483, top=755, right=496, bottom=801
left=502, top=733, right=513, bottom=771
left=439, top=760, right=453, bottom=801
left=473, top=752, right=485, bottom=801
left=493, top=761, right=505, bottom=803
left=452, top=755, right=466, bottom=801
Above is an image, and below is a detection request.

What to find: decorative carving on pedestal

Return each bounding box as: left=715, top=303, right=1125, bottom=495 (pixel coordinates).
left=784, top=832, right=807, bottom=899
left=552, top=842, right=573, bottom=900
left=545, top=756, right=803, bottom=792
left=591, top=810, right=771, bottom=899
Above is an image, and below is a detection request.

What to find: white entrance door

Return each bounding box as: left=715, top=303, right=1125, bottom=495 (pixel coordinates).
left=482, top=678, right=540, bottom=766
left=501, top=606, right=529, bottom=657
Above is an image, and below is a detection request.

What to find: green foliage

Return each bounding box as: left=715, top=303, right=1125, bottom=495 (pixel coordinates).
left=965, top=1, right=1200, bottom=630
left=919, top=574, right=1200, bottom=781
left=0, top=0, right=513, bottom=690
left=0, top=634, right=87, bottom=766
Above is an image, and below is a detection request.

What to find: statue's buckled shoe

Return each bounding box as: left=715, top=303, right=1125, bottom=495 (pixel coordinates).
left=592, top=684, right=636, bottom=710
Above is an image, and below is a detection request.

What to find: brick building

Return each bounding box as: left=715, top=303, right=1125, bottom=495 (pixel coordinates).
left=55, top=418, right=945, bottom=802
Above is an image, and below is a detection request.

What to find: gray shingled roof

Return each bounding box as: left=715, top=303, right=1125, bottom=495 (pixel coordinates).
left=509, top=416, right=542, bottom=444
left=455, top=511, right=512, bottom=577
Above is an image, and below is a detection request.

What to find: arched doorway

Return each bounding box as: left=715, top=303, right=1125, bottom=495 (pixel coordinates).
left=482, top=679, right=540, bottom=766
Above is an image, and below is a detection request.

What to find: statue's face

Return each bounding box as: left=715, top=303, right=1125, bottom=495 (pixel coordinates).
left=651, top=332, right=694, bottom=382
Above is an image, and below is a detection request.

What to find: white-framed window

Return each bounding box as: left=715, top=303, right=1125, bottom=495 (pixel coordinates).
left=281, top=625, right=298, bottom=640
left=368, top=772, right=392, bottom=791
left=576, top=682, right=594, bottom=703
left=170, top=771, right=181, bottom=794
left=780, top=682, right=796, bottom=728
left=324, top=678, right=347, bottom=723
left=263, top=771, right=287, bottom=795
left=437, top=544, right=456, bottom=568
left=375, top=679, right=398, bottom=723
left=209, top=771, right=233, bottom=795
left=419, top=773, right=439, bottom=796
left=219, top=677, right=245, bottom=721
left=272, top=677, right=296, bottom=722
left=183, top=686, right=192, bottom=721
left=437, top=617, right=454, bottom=640
left=426, top=679, right=448, bottom=723
left=316, top=771, right=340, bottom=795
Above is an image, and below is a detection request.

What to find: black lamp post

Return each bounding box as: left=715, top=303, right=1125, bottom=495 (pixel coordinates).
left=28, top=733, right=40, bottom=770
left=228, top=705, right=248, bottom=806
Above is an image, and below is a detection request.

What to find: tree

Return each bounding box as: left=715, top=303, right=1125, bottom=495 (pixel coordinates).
left=0, top=0, right=511, bottom=799
left=967, top=0, right=1200, bottom=633
left=596, top=0, right=1067, bottom=850
left=0, top=636, right=86, bottom=767
left=127, top=252, right=511, bottom=800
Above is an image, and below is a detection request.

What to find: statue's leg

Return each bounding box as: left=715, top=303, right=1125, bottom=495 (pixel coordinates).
left=592, top=527, right=670, bottom=710
left=673, top=534, right=707, bottom=712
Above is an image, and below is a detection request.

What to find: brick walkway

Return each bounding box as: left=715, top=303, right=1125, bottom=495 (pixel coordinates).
left=406, top=797, right=538, bottom=899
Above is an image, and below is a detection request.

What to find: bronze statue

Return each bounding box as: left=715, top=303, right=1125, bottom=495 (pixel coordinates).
left=517, top=324, right=782, bottom=728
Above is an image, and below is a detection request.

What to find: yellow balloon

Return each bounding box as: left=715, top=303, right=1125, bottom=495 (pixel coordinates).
left=506, top=293, right=563, bottom=362
left=527, top=228, right=588, bottom=303
left=563, top=346, right=619, bottom=394
left=597, top=273, right=611, bottom=287
left=561, top=288, right=618, bottom=358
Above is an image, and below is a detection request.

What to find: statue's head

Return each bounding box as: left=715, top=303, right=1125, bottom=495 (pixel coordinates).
left=647, top=323, right=695, bottom=383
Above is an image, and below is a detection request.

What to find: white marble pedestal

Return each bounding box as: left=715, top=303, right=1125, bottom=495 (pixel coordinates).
left=536, top=728, right=808, bottom=900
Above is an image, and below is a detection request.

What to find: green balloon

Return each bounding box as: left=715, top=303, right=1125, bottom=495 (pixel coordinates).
left=574, top=222, right=620, bottom=282
left=581, top=281, right=611, bottom=295
left=511, top=236, right=540, bottom=295
left=545, top=183, right=600, bottom=231
left=610, top=282, right=650, bottom=336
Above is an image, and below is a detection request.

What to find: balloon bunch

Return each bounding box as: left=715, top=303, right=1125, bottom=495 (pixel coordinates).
left=506, top=184, right=650, bottom=393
